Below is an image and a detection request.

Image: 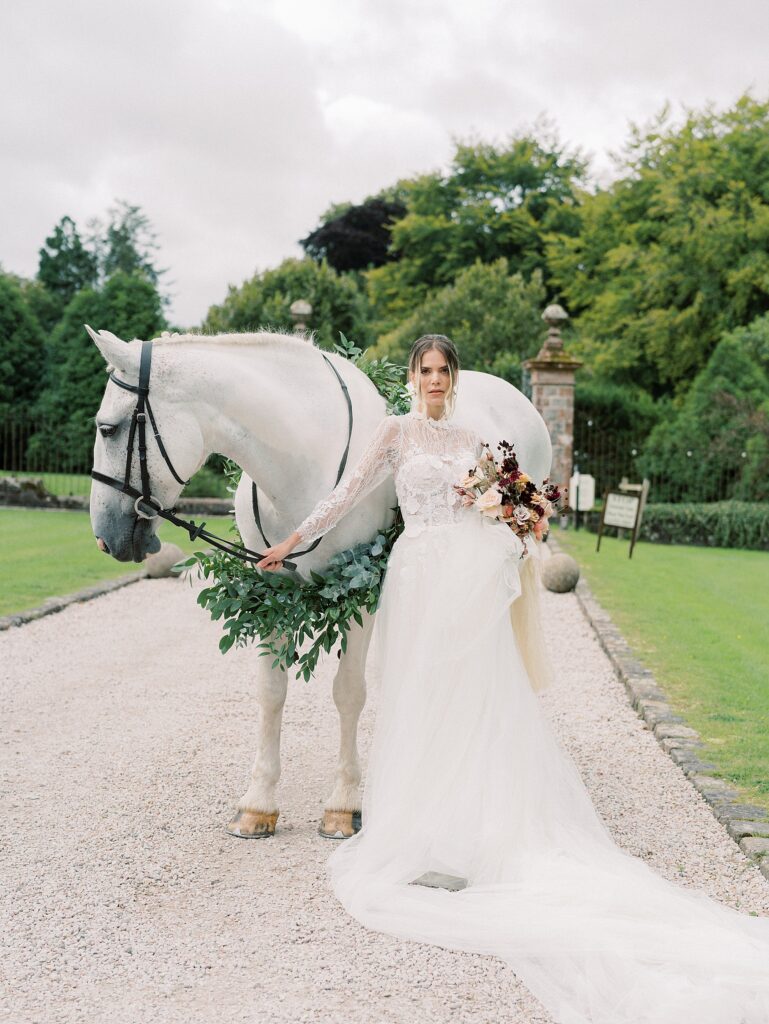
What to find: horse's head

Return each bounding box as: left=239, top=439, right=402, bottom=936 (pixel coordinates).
left=88, top=326, right=207, bottom=562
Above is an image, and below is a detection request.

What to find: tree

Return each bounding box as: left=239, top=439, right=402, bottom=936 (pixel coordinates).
left=574, top=378, right=660, bottom=440
left=32, top=271, right=167, bottom=467
left=203, top=256, right=372, bottom=349
left=88, top=200, right=166, bottom=290
left=300, top=196, right=407, bottom=272
left=365, top=131, right=587, bottom=334
left=37, top=216, right=98, bottom=327
left=0, top=275, right=46, bottom=415
left=31, top=203, right=166, bottom=335
left=547, top=95, right=769, bottom=396
left=368, top=259, right=546, bottom=384
left=19, top=278, right=62, bottom=336
left=638, top=314, right=769, bottom=501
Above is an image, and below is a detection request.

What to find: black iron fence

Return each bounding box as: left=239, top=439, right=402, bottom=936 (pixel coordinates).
left=1, top=410, right=92, bottom=496
left=1, top=409, right=229, bottom=500
left=0, top=408, right=748, bottom=506
left=573, top=423, right=747, bottom=506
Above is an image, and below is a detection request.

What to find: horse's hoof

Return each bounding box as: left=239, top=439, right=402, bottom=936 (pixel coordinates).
left=318, top=809, right=362, bottom=839
left=226, top=809, right=279, bottom=838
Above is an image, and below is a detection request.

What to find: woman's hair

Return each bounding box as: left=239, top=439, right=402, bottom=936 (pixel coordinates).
left=407, top=334, right=460, bottom=419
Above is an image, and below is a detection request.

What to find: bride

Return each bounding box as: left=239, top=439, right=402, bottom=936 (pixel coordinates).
left=256, top=335, right=769, bottom=1024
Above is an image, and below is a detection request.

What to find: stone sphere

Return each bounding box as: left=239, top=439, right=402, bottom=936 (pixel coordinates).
left=542, top=553, right=580, bottom=593
left=144, top=542, right=187, bottom=579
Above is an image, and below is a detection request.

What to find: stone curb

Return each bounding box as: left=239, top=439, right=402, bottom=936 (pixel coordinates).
left=548, top=533, right=769, bottom=882
left=0, top=571, right=147, bottom=632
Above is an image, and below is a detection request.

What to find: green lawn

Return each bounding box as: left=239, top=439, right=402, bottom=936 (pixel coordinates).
left=0, top=507, right=228, bottom=616
left=555, top=528, right=769, bottom=813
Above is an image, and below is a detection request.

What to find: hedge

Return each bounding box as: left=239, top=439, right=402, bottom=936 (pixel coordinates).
left=576, top=502, right=769, bottom=550
left=638, top=502, right=769, bottom=551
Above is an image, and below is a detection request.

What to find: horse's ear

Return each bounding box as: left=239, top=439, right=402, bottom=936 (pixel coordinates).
left=84, top=325, right=140, bottom=375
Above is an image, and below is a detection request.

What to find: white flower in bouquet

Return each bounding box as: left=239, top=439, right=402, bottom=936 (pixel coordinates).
left=476, top=484, right=504, bottom=517
left=513, top=505, right=532, bottom=526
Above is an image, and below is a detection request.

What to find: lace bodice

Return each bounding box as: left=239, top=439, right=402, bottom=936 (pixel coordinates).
left=296, top=409, right=484, bottom=544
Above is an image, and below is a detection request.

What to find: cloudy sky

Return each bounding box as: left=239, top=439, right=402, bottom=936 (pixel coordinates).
left=3, top=0, right=768, bottom=327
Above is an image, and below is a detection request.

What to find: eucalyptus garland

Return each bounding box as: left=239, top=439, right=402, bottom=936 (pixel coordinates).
left=334, top=332, right=412, bottom=416
left=184, top=334, right=410, bottom=681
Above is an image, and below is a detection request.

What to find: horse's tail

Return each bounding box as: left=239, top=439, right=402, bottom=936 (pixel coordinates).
left=510, top=549, right=553, bottom=694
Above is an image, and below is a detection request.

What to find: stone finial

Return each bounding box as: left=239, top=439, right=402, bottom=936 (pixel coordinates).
left=144, top=542, right=187, bottom=578
left=290, top=299, right=313, bottom=335
left=538, top=303, right=569, bottom=357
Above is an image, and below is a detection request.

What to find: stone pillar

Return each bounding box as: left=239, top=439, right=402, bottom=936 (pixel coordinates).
left=290, top=298, right=312, bottom=335
left=523, top=303, right=582, bottom=490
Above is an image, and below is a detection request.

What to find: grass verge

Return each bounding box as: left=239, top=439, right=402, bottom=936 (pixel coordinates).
left=554, top=528, right=769, bottom=814
left=0, top=507, right=229, bottom=616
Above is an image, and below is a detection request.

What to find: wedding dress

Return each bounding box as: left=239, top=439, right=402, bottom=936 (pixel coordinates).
left=295, top=408, right=769, bottom=1024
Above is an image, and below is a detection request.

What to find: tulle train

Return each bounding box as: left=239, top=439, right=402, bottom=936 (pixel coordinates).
left=326, top=515, right=769, bottom=1024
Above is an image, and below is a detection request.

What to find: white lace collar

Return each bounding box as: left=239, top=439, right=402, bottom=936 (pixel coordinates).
left=408, top=407, right=453, bottom=430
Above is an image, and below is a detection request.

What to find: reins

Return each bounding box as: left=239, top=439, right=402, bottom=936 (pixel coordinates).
left=91, top=339, right=354, bottom=573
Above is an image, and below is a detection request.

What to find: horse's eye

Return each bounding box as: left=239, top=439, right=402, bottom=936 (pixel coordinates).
left=98, top=424, right=118, bottom=438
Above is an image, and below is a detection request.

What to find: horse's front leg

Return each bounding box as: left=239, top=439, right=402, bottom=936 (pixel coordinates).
left=227, top=635, right=288, bottom=839
left=319, top=609, right=376, bottom=839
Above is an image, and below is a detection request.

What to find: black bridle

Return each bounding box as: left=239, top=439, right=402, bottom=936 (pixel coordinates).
left=91, top=339, right=354, bottom=573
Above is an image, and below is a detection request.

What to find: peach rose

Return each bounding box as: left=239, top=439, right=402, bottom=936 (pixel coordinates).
left=476, top=484, right=503, bottom=517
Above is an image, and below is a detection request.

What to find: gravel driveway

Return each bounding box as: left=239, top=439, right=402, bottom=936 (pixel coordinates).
left=1, top=575, right=767, bottom=1024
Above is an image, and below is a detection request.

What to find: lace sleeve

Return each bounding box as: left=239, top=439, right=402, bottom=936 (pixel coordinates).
left=471, top=428, right=487, bottom=461
left=295, top=415, right=401, bottom=545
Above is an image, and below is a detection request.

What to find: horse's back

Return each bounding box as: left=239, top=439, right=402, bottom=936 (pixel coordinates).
left=453, top=370, right=552, bottom=483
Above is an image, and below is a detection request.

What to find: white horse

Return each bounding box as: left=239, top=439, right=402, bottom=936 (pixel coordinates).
left=88, top=327, right=552, bottom=839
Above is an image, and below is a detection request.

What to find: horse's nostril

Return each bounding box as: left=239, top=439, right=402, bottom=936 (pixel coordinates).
left=97, top=537, right=110, bottom=554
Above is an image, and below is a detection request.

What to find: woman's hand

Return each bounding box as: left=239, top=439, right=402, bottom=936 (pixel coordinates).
left=256, top=532, right=301, bottom=572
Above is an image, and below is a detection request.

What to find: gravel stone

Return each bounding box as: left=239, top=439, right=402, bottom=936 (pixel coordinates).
left=0, top=576, right=767, bottom=1024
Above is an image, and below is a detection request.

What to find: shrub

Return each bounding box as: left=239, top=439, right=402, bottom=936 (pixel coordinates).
left=183, top=465, right=229, bottom=499
left=639, top=502, right=769, bottom=550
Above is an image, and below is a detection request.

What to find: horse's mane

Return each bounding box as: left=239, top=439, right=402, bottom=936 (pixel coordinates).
left=153, top=330, right=318, bottom=350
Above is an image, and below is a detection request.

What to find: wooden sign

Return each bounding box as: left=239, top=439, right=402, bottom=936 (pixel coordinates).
left=596, top=486, right=646, bottom=558
left=603, top=492, right=639, bottom=529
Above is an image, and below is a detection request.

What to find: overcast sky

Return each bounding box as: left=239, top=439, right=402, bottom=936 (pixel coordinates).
left=3, top=0, right=768, bottom=327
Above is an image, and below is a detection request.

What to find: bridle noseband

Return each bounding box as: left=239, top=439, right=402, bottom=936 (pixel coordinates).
left=92, top=340, right=187, bottom=522
left=91, top=339, right=354, bottom=572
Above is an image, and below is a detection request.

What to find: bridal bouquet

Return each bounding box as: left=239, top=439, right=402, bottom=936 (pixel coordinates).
left=453, top=439, right=563, bottom=542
